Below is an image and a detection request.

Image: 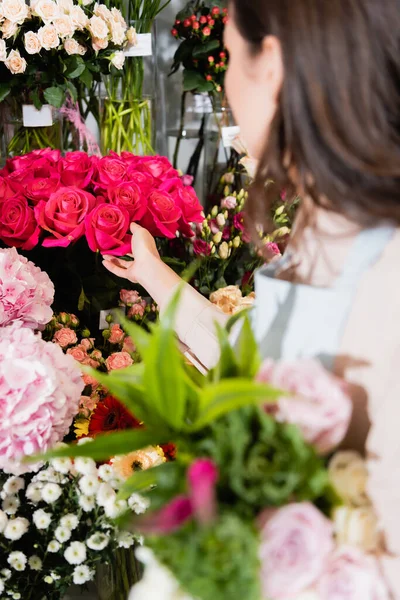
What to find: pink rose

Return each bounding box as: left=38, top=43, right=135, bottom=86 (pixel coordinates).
left=181, top=174, right=194, bottom=187
left=79, top=394, right=98, bottom=412
left=176, top=185, right=203, bottom=226
left=193, top=239, right=211, bottom=256
left=67, top=345, right=89, bottom=364
left=85, top=203, right=131, bottom=256
left=59, top=151, right=95, bottom=188
left=122, top=335, right=136, bottom=354
left=0, top=196, right=40, bottom=250
left=106, top=351, right=133, bottom=371
left=120, top=289, right=140, bottom=305
left=318, top=548, right=390, bottom=600
left=82, top=373, right=99, bottom=389
left=94, top=156, right=127, bottom=189
left=0, top=175, right=14, bottom=200
left=257, top=358, right=352, bottom=454
left=108, top=181, right=147, bottom=221
left=136, top=155, right=178, bottom=182
left=53, top=327, right=78, bottom=348
left=128, top=303, right=145, bottom=318
left=259, top=503, right=334, bottom=600
left=140, top=190, right=182, bottom=238
left=221, top=195, right=237, bottom=210
left=35, top=187, right=97, bottom=248
left=108, top=323, right=125, bottom=344
left=24, top=176, right=60, bottom=204
left=80, top=338, right=94, bottom=351
left=260, top=242, right=281, bottom=262
left=125, top=166, right=154, bottom=196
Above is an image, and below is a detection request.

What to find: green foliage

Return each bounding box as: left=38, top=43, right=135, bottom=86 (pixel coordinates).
left=149, top=512, right=261, bottom=600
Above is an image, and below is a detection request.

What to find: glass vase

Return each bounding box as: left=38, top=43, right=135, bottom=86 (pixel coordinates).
left=100, top=19, right=156, bottom=156
left=95, top=547, right=143, bottom=600
left=1, top=99, right=63, bottom=157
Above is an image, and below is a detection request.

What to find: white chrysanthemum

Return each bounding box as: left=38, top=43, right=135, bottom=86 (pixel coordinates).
left=78, top=494, right=95, bottom=512
left=1, top=567, right=11, bottom=579
left=41, top=483, right=62, bottom=504
left=74, top=457, right=97, bottom=476
left=86, top=532, right=109, bottom=551
left=36, top=468, right=62, bottom=483
left=8, top=551, right=27, bottom=571
left=96, top=482, right=116, bottom=507
left=2, top=495, right=20, bottom=515
left=26, top=482, right=43, bottom=503
left=50, top=456, right=72, bottom=474
left=28, top=555, right=42, bottom=571
left=33, top=509, right=52, bottom=530
left=55, top=525, right=72, bottom=543
left=4, top=516, right=29, bottom=540
left=128, top=493, right=150, bottom=515
left=0, top=509, right=8, bottom=532
left=0, top=579, right=4, bottom=595
left=73, top=564, right=94, bottom=585
left=64, top=541, right=87, bottom=565
left=47, top=540, right=61, bottom=553
left=60, top=513, right=79, bottom=530
left=117, top=531, right=135, bottom=549
left=79, top=474, right=100, bottom=496
left=98, top=464, right=114, bottom=482
left=3, top=476, right=25, bottom=495
left=104, top=498, right=128, bottom=519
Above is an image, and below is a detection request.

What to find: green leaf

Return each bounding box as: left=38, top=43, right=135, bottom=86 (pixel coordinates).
left=195, top=80, right=214, bottom=93
left=117, top=461, right=180, bottom=500
left=210, top=322, right=238, bottom=381
left=192, top=39, right=220, bottom=58
left=0, top=83, right=10, bottom=103
left=183, top=69, right=207, bottom=92
left=120, top=315, right=151, bottom=358
left=235, top=315, right=261, bottom=378
left=192, top=380, right=279, bottom=431
left=77, top=287, right=90, bottom=311
left=65, top=81, right=78, bottom=102
left=65, top=56, right=86, bottom=79
left=117, top=469, right=158, bottom=499
left=29, top=429, right=165, bottom=463
left=31, top=89, right=42, bottom=111
left=43, top=86, right=65, bottom=108
left=79, top=67, right=93, bottom=89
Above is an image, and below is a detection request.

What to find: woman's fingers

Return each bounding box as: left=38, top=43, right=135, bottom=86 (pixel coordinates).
left=102, top=257, right=132, bottom=279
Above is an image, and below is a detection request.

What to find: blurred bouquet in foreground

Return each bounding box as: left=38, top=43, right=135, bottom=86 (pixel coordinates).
left=40, top=290, right=391, bottom=600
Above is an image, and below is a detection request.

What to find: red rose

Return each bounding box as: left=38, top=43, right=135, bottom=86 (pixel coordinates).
left=59, top=151, right=96, bottom=188
left=94, top=156, right=127, bottom=189
left=141, top=190, right=182, bottom=238
left=35, top=186, right=96, bottom=248
left=193, top=239, right=211, bottom=256
left=177, top=185, right=203, bottom=225
left=24, top=176, right=61, bottom=205
left=0, top=176, right=14, bottom=201
left=85, top=202, right=131, bottom=255
left=136, top=156, right=178, bottom=182
left=108, top=181, right=147, bottom=221
left=0, top=196, right=40, bottom=250
left=125, top=166, right=155, bottom=196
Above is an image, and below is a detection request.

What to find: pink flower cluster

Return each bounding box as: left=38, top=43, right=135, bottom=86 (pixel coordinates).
left=0, top=247, right=54, bottom=330
left=0, top=323, right=84, bottom=475
left=0, top=149, right=204, bottom=256
left=259, top=503, right=389, bottom=600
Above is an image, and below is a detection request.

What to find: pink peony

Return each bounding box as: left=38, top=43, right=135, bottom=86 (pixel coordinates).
left=53, top=327, right=78, bottom=348
left=108, top=324, right=125, bottom=344
left=259, top=503, right=334, bottom=600
left=257, top=358, right=352, bottom=454
left=318, top=547, right=390, bottom=600
left=0, top=323, right=83, bottom=474
left=120, top=289, right=140, bottom=305
left=106, top=351, right=133, bottom=371
left=0, top=248, right=54, bottom=329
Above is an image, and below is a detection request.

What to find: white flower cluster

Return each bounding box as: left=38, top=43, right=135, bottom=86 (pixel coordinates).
left=0, top=455, right=147, bottom=596
left=0, top=0, right=129, bottom=74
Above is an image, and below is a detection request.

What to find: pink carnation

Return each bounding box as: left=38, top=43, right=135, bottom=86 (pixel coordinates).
left=318, top=547, right=390, bottom=600
left=0, top=323, right=83, bottom=475
left=259, top=503, right=334, bottom=600
left=53, top=327, right=78, bottom=348
left=106, top=351, right=133, bottom=371
left=0, top=248, right=54, bottom=330
left=257, top=358, right=352, bottom=454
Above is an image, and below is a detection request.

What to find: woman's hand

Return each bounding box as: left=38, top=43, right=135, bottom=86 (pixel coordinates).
left=102, top=223, right=160, bottom=285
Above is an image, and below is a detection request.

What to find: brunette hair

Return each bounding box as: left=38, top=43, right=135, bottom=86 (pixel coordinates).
left=232, top=0, right=400, bottom=232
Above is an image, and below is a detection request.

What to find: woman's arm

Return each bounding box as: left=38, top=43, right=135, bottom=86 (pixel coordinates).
left=102, top=223, right=228, bottom=370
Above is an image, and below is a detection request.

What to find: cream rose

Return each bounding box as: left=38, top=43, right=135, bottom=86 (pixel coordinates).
left=110, top=20, right=125, bottom=45
left=110, top=50, right=124, bottom=70
left=88, top=14, right=108, bottom=39
left=329, top=451, right=370, bottom=507
left=77, top=43, right=86, bottom=55
left=37, top=24, right=59, bottom=50
left=0, top=39, right=6, bottom=61
left=1, top=0, right=28, bottom=24
left=80, top=0, right=93, bottom=6
left=1, top=18, right=18, bottom=38
left=54, top=15, right=74, bottom=38
left=63, top=37, right=78, bottom=54
left=24, top=31, right=42, bottom=54
left=126, top=25, right=137, bottom=47
left=92, top=36, right=107, bottom=51
left=333, top=506, right=381, bottom=553
left=56, top=0, right=73, bottom=14
left=4, top=48, right=27, bottom=73
left=110, top=6, right=126, bottom=28
left=33, top=0, right=59, bottom=22
left=93, top=3, right=111, bottom=22
left=69, top=5, right=87, bottom=29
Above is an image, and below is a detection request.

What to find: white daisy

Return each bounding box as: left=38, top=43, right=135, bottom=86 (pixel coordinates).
left=117, top=531, right=135, bottom=548
left=3, top=517, right=29, bottom=540
left=26, top=482, right=43, bottom=504
left=0, top=568, right=11, bottom=579
left=28, top=555, right=42, bottom=571
left=60, top=513, right=79, bottom=530
left=13, top=593, right=21, bottom=599
left=73, top=564, right=94, bottom=585
left=47, top=540, right=61, bottom=553
left=64, top=541, right=87, bottom=565
left=78, top=494, right=95, bottom=512
left=55, top=526, right=71, bottom=543
left=2, top=495, right=20, bottom=515
left=0, top=580, right=4, bottom=595
left=104, top=498, right=128, bottom=519
left=8, top=551, right=27, bottom=571
left=44, top=575, right=54, bottom=584
left=86, top=532, right=109, bottom=551
left=3, top=477, right=25, bottom=495
left=79, top=474, right=100, bottom=496
left=51, top=457, right=73, bottom=474
left=41, top=483, right=62, bottom=504
left=33, top=509, right=52, bottom=530
left=36, top=468, right=62, bottom=483
left=74, top=457, right=97, bottom=476
left=0, top=509, right=8, bottom=532
left=97, top=464, right=114, bottom=482
left=96, top=482, right=116, bottom=507
left=128, top=493, right=150, bottom=515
